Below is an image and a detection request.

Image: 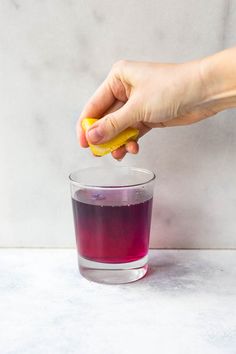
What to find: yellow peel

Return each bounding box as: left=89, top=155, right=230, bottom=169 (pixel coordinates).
left=82, top=118, right=139, bottom=156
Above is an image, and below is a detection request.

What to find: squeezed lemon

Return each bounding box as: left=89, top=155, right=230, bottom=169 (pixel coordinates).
left=82, top=118, right=139, bottom=156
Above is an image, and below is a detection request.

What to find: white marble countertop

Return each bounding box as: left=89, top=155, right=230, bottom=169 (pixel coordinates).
left=0, top=250, right=235, bottom=354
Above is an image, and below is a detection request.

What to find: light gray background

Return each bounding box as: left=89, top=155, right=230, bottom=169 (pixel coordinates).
left=0, top=0, right=235, bottom=248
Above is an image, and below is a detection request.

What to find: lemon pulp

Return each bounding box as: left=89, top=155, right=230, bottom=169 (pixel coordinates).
left=82, top=118, right=139, bottom=156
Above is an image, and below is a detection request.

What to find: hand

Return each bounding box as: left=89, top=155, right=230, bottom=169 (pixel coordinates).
left=77, top=55, right=232, bottom=160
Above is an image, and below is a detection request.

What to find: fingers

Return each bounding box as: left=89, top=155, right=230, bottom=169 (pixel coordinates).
left=79, top=129, right=89, bottom=147
left=111, top=141, right=139, bottom=160
left=80, top=79, right=116, bottom=120
left=105, top=100, right=125, bottom=115
left=79, top=110, right=150, bottom=160
left=111, top=122, right=150, bottom=160
left=126, top=140, right=139, bottom=154
left=78, top=100, right=125, bottom=148
left=111, top=146, right=127, bottom=160
left=86, top=100, right=137, bottom=144
left=76, top=117, right=89, bottom=147
left=76, top=78, right=116, bottom=147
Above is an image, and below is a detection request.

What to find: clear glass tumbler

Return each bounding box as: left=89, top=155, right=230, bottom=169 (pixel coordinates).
left=69, top=166, right=155, bottom=284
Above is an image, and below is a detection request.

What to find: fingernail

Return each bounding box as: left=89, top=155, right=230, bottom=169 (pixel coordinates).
left=87, top=127, right=104, bottom=144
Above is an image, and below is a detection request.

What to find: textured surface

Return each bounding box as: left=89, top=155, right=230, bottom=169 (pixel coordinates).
left=0, top=249, right=236, bottom=354
left=0, top=1, right=236, bottom=247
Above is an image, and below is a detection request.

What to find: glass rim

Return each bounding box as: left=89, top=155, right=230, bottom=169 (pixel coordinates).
left=69, top=166, right=156, bottom=189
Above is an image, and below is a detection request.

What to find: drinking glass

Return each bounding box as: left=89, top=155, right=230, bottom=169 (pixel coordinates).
left=69, top=166, right=155, bottom=284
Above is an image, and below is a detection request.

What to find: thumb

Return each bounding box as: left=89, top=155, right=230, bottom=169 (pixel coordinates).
left=86, top=101, right=137, bottom=144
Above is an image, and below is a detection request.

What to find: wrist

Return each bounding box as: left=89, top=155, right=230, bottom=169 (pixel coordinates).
left=200, top=48, right=236, bottom=112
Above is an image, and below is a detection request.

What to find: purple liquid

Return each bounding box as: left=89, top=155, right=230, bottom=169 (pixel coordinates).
left=72, top=191, right=153, bottom=264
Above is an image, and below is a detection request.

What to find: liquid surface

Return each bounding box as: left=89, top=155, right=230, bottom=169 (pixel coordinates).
left=72, top=190, right=153, bottom=263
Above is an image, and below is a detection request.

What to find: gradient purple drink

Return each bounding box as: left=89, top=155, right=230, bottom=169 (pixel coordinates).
left=72, top=190, right=153, bottom=264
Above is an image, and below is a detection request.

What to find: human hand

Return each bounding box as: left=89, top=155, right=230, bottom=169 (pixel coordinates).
left=77, top=54, right=232, bottom=160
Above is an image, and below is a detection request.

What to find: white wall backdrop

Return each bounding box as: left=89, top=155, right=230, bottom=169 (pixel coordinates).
left=0, top=0, right=236, bottom=248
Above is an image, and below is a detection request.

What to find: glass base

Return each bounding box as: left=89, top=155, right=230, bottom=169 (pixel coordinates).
left=78, top=255, right=148, bottom=284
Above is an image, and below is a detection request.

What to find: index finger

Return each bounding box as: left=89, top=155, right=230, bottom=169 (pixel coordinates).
left=77, top=79, right=116, bottom=147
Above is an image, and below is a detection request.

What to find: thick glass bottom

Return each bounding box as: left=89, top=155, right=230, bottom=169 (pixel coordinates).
left=78, top=255, right=148, bottom=284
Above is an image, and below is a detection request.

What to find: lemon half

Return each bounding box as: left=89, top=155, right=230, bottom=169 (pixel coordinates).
left=82, top=118, right=139, bottom=156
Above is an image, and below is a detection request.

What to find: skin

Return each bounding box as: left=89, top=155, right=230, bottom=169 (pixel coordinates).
left=77, top=47, right=236, bottom=160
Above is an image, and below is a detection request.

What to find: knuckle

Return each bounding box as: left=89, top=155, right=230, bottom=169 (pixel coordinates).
left=105, top=114, right=119, bottom=132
